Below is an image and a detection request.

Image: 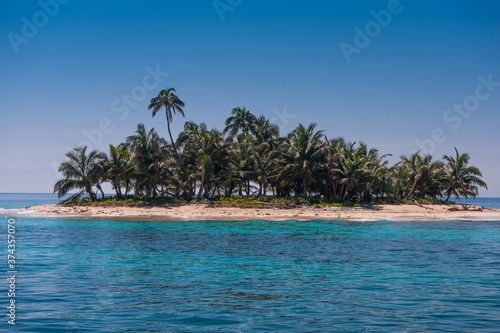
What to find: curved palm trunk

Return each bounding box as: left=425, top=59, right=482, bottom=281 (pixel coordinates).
left=166, top=111, right=178, bottom=158
left=85, top=184, right=96, bottom=201
left=97, top=184, right=105, bottom=199
left=342, top=184, right=349, bottom=200
left=227, top=182, right=235, bottom=197
left=405, top=169, right=420, bottom=200
left=124, top=179, right=130, bottom=196
left=113, top=180, right=122, bottom=197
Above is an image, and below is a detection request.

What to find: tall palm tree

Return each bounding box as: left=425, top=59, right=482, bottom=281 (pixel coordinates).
left=224, top=107, right=256, bottom=137
left=54, top=146, right=104, bottom=201
left=443, top=148, right=487, bottom=200
left=149, top=88, right=185, bottom=156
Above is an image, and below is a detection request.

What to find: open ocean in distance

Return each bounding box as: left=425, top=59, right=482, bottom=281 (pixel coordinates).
left=1, top=193, right=500, bottom=210
left=1, top=193, right=499, bottom=332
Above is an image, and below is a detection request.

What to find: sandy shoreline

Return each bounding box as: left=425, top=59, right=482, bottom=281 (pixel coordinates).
left=7, top=203, right=500, bottom=221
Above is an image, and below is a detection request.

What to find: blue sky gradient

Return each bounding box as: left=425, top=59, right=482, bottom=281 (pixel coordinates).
left=1, top=0, right=499, bottom=195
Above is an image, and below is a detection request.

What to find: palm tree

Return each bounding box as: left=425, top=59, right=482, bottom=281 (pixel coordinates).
left=398, top=152, right=423, bottom=200
left=248, top=143, right=278, bottom=195
left=443, top=148, right=487, bottom=200
left=333, top=142, right=373, bottom=201
left=105, top=144, right=131, bottom=197
left=251, top=115, right=280, bottom=147
left=126, top=124, right=168, bottom=197
left=224, top=107, right=256, bottom=137
left=149, top=88, right=185, bottom=156
left=226, top=133, right=255, bottom=196
left=368, top=156, right=392, bottom=200
left=279, top=123, right=327, bottom=196
left=54, top=103, right=491, bottom=204
left=397, top=152, right=445, bottom=200
left=178, top=122, right=230, bottom=199
left=179, top=122, right=212, bottom=199
left=54, top=146, right=104, bottom=201
left=323, top=137, right=345, bottom=199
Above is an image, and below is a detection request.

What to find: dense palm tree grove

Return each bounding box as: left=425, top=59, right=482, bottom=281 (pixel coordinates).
left=54, top=89, right=488, bottom=203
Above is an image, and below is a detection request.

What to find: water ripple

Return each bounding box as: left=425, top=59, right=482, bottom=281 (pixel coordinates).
left=4, top=218, right=500, bottom=332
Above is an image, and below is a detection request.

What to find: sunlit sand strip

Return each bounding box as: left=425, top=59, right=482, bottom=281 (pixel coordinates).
left=3, top=204, right=499, bottom=222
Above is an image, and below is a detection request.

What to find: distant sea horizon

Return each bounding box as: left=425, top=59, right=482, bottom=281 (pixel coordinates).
left=1, top=193, right=499, bottom=210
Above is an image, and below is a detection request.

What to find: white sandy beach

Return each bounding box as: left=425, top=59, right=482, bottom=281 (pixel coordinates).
left=11, top=203, right=500, bottom=221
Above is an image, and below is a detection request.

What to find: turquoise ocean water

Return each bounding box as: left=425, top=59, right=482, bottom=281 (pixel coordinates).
left=1, top=194, right=500, bottom=332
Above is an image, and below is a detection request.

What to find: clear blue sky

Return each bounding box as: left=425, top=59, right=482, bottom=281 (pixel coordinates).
left=1, top=0, right=499, bottom=195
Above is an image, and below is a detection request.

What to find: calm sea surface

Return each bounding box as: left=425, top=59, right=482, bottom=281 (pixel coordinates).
left=1, top=194, right=499, bottom=332
left=1, top=193, right=500, bottom=210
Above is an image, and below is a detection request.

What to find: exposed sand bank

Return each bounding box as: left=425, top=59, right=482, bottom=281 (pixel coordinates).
left=12, top=203, right=500, bottom=221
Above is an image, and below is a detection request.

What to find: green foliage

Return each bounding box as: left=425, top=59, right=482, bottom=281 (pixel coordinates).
left=54, top=89, right=488, bottom=205
left=62, top=195, right=189, bottom=206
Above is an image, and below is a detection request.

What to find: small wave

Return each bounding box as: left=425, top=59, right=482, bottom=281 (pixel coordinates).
left=0, top=208, right=22, bottom=214
left=1, top=208, right=52, bottom=217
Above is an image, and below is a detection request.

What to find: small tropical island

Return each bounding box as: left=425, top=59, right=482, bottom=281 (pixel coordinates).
left=27, top=88, right=497, bottom=220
